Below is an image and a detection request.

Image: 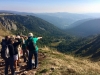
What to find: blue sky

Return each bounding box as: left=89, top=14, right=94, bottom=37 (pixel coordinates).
left=0, top=0, right=100, bottom=13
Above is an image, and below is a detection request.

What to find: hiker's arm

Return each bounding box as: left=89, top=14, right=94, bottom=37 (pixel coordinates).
left=37, top=37, right=42, bottom=39
left=14, top=39, right=22, bottom=46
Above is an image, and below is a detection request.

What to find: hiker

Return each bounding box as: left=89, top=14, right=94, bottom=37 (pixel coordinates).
left=26, top=33, right=42, bottom=69
left=16, top=35, right=22, bottom=63
left=1, top=36, right=10, bottom=59
left=13, top=36, right=22, bottom=70
left=22, top=36, right=28, bottom=62
left=4, top=38, right=15, bottom=75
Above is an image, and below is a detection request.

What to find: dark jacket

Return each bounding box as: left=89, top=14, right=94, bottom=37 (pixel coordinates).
left=13, top=39, right=21, bottom=55
left=8, top=44, right=15, bottom=57
left=1, top=39, right=9, bottom=51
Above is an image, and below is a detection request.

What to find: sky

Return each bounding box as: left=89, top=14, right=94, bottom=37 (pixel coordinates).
left=0, top=0, right=100, bottom=13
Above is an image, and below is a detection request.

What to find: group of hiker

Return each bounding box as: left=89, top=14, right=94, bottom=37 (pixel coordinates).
left=0, top=32, right=42, bottom=75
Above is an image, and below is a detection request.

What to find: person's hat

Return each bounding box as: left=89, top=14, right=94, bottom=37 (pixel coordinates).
left=28, top=33, right=33, bottom=37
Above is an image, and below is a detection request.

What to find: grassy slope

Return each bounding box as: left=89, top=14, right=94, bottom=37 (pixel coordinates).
left=36, top=47, right=100, bottom=75
left=0, top=23, right=13, bottom=42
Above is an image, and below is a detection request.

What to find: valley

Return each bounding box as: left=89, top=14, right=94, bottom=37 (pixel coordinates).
left=0, top=11, right=100, bottom=75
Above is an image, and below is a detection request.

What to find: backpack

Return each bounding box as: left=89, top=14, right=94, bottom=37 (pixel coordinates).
left=1, top=44, right=10, bottom=59
left=27, top=39, right=36, bottom=51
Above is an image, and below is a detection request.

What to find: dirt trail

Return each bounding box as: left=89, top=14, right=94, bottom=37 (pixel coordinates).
left=0, top=52, right=46, bottom=75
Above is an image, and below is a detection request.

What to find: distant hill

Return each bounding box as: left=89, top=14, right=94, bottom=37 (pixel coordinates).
left=67, top=18, right=93, bottom=29
left=0, top=10, right=93, bottom=29
left=86, top=13, right=100, bottom=18
left=0, top=15, right=65, bottom=36
left=34, top=12, right=92, bottom=29
left=66, top=18, right=100, bottom=37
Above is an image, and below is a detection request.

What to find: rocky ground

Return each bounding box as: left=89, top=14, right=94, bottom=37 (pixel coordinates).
left=0, top=52, right=45, bottom=75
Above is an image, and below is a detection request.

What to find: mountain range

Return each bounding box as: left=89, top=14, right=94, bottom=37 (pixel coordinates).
left=0, top=10, right=94, bottom=29
left=33, top=12, right=93, bottom=29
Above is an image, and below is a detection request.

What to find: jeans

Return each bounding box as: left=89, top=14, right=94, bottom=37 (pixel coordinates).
left=28, top=51, right=38, bottom=69
left=5, top=57, right=15, bottom=75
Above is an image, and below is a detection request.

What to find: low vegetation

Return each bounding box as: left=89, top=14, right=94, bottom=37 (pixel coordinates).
left=36, top=47, right=100, bottom=75
left=0, top=29, right=11, bottom=42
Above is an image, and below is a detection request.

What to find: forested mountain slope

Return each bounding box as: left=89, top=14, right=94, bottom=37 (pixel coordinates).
left=57, top=34, right=100, bottom=61
left=75, top=35, right=100, bottom=60
left=66, top=18, right=100, bottom=37
left=0, top=15, right=65, bottom=36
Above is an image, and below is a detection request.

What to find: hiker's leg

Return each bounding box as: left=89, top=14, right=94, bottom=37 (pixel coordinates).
left=23, top=49, right=25, bottom=57
left=5, top=58, right=9, bottom=75
left=23, top=50, right=26, bottom=62
left=28, top=51, right=33, bottom=69
left=18, top=50, right=20, bottom=63
left=25, top=49, right=29, bottom=57
left=14, top=60, right=17, bottom=70
left=14, top=54, right=18, bottom=70
left=34, top=51, right=38, bottom=68
left=9, top=57, right=15, bottom=75
left=26, top=49, right=29, bottom=60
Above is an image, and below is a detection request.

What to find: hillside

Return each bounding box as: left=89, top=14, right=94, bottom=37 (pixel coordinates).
left=0, top=14, right=65, bottom=36
left=67, top=18, right=92, bottom=29
left=0, top=29, right=11, bottom=41
left=37, top=47, right=100, bottom=75
left=1, top=47, right=100, bottom=75
left=66, top=18, right=100, bottom=37
left=75, top=35, right=100, bottom=60
left=0, top=23, right=12, bottom=41
left=57, top=34, right=100, bottom=61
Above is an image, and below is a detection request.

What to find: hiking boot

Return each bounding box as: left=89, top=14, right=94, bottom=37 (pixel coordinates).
left=33, top=66, right=37, bottom=69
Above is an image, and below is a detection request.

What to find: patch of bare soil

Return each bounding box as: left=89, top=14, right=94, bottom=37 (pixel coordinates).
left=0, top=52, right=46, bottom=75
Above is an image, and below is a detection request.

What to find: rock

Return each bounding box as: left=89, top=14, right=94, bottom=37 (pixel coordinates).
left=51, top=67, right=55, bottom=71
left=0, top=16, right=17, bottom=30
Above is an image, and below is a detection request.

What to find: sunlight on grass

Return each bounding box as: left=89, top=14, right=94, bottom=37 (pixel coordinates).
left=0, top=29, right=12, bottom=41
left=37, top=47, right=100, bottom=75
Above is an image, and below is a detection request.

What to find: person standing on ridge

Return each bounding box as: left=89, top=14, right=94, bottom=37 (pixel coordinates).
left=4, top=38, right=15, bottom=75
left=1, top=36, right=10, bottom=59
left=22, top=36, right=28, bottom=62
left=13, top=36, right=22, bottom=70
left=26, top=33, right=42, bottom=69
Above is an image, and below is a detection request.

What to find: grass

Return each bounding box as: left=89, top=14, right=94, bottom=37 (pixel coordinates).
left=0, top=29, right=12, bottom=42
left=37, top=47, right=100, bottom=75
